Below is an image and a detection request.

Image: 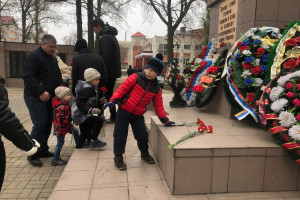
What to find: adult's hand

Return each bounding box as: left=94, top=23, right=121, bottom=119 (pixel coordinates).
left=39, top=91, right=50, bottom=102
left=164, top=121, right=175, bottom=127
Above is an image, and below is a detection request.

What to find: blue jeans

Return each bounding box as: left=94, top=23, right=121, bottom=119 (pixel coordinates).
left=53, top=127, right=80, bottom=160
left=24, top=95, right=53, bottom=154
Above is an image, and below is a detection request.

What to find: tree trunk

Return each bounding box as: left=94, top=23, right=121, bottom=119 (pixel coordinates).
left=94, top=0, right=102, bottom=54
left=167, top=27, right=174, bottom=65
left=22, top=9, right=26, bottom=43
left=35, top=0, right=39, bottom=44
left=76, top=0, right=82, bottom=40
left=87, top=0, right=94, bottom=52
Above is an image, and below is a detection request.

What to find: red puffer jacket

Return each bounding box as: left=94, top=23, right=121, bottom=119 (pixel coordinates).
left=52, top=97, right=73, bottom=135
left=110, top=72, right=169, bottom=123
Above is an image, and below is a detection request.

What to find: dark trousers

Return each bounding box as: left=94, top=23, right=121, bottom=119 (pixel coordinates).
left=78, top=116, right=103, bottom=147
left=24, top=95, right=53, bottom=158
left=113, top=108, right=149, bottom=156
left=0, top=138, right=5, bottom=191
left=105, top=78, right=116, bottom=121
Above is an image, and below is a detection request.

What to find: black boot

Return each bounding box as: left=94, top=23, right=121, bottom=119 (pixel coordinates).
left=27, top=153, right=43, bottom=167
left=114, top=155, right=126, bottom=170
left=141, top=151, right=155, bottom=164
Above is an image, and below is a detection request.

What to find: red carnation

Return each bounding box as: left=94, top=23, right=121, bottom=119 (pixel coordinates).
left=100, top=87, right=108, bottom=93
left=197, top=118, right=204, bottom=126
left=296, top=84, right=300, bottom=91
left=255, top=48, right=265, bottom=57
left=293, top=99, right=300, bottom=107
left=200, top=61, right=208, bottom=68
left=285, top=82, right=294, bottom=89
left=207, top=66, right=218, bottom=74
left=193, top=85, right=204, bottom=93
left=283, top=58, right=297, bottom=70
left=242, top=63, right=252, bottom=70
left=251, top=66, right=262, bottom=75
left=246, top=93, right=255, bottom=102
left=198, top=126, right=206, bottom=132
left=296, top=114, right=300, bottom=121
left=285, top=38, right=297, bottom=46
left=236, top=42, right=243, bottom=47
left=240, top=46, right=248, bottom=52
left=207, top=125, right=213, bottom=133
left=286, top=92, right=295, bottom=99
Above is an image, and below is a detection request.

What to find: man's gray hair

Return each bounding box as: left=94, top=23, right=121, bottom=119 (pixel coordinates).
left=41, top=34, right=57, bottom=44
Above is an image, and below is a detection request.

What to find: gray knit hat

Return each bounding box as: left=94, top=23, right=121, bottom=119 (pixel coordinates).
left=84, top=68, right=101, bottom=82
left=55, top=86, right=70, bottom=99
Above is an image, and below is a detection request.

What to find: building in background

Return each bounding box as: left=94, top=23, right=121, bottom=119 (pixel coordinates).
left=0, top=16, right=21, bottom=42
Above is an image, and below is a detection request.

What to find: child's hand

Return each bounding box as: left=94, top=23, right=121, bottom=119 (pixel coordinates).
left=103, top=102, right=115, bottom=110
left=164, top=121, right=175, bottom=127
left=91, top=108, right=101, bottom=114
left=100, top=97, right=107, bottom=104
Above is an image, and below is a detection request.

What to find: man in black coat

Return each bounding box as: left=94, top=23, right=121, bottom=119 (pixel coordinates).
left=23, top=34, right=63, bottom=167
left=71, top=39, right=108, bottom=97
left=0, top=75, right=40, bottom=191
left=92, top=19, right=121, bottom=122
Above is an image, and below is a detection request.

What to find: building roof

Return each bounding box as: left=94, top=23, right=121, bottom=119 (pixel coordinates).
left=131, top=32, right=146, bottom=38
left=1, top=16, right=14, bottom=23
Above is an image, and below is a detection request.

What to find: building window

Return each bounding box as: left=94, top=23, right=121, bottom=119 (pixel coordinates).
left=10, top=51, right=26, bottom=78
left=183, top=58, right=190, bottom=65
left=158, top=44, right=168, bottom=56
left=184, top=45, right=191, bottom=50
left=195, top=45, right=202, bottom=50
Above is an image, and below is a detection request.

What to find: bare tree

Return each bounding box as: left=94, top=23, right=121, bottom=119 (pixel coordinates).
left=63, top=31, right=77, bottom=45
left=76, top=0, right=82, bottom=40
left=141, top=0, right=205, bottom=64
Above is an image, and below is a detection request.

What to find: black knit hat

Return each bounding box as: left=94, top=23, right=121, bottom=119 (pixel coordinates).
left=145, top=53, right=164, bottom=75
left=74, top=39, right=87, bottom=52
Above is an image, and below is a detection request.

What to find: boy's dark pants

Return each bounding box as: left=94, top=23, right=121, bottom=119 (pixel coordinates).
left=113, top=108, right=149, bottom=156
left=78, top=116, right=103, bottom=147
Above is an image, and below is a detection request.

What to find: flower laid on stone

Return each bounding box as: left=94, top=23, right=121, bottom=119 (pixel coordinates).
left=167, top=118, right=213, bottom=149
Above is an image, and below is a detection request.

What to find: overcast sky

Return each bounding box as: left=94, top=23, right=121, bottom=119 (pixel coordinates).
left=46, top=3, right=168, bottom=44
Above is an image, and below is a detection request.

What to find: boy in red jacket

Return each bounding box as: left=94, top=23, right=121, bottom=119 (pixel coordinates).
left=104, top=53, right=175, bottom=170
left=52, top=86, right=79, bottom=166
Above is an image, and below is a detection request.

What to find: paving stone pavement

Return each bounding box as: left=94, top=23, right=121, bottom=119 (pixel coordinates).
left=0, top=88, right=74, bottom=200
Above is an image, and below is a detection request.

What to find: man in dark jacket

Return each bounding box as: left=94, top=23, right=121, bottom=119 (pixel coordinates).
left=23, top=34, right=63, bottom=167
left=71, top=39, right=108, bottom=97
left=92, top=19, right=121, bottom=122
left=0, top=75, right=40, bottom=191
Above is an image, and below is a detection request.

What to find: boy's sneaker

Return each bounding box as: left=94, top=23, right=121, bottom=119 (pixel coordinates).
left=141, top=152, right=155, bottom=164
left=114, top=156, right=126, bottom=170
left=89, top=139, right=107, bottom=149
left=51, top=158, right=67, bottom=166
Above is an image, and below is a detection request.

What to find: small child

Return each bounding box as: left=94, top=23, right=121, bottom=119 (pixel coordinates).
left=104, top=53, right=175, bottom=170
left=72, top=68, right=107, bottom=149
left=52, top=86, right=80, bottom=166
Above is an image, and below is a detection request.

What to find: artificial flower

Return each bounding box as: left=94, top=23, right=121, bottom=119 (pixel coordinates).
left=253, top=39, right=262, bottom=45
left=246, top=93, right=255, bottom=102
left=283, top=58, right=297, bottom=70
left=207, top=66, right=218, bottom=74
left=245, top=56, right=255, bottom=63
left=255, top=59, right=260, bottom=65
left=244, top=78, right=254, bottom=86
left=200, top=61, right=208, bottom=68
left=278, top=111, right=297, bottom=128
left=252, top=66, right=262, bottom=75
left=285, top=38, right=297, bottom=46
left=288, top=125, right=300, bottom=141
left=261, top=54, right=269, bottom=63
left=194, top=58, right=202, bottom=64
left=260, top=65, right=268, bottom=72
left=242, top=63, right=252, bottom=70
left=285, top=82, right=294, bottom=89
left=242, top=40, right=251, bottom=46
left=200, top=76, right=213, bottom=84
left=236, top=42, right=243, bottom=47
left=293, top=99, right=300, bottom=107
left=270, top=86, right=284, bottom=101
left=286, top=92, right=295, bottom=99
left=255, top=78, right=263, bottom=86
left=242, top=50, right=252, bottom=55
left=255, top=48, right=265, bottom=57
left=193, top=85, right=204, bottom=93
left=240, top=46, right=249, bottom=52
left=242, top=70, right=252, bottom=78
left=262, top=43, right=269, bottom=49
left=235, top=54, right=241, bottom=61
left=270, top=98, right=288, bottom=112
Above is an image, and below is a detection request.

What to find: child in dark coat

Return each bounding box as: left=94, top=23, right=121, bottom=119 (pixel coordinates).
left=52, top=86, right=79, bottom=166
left=104, top=53, right=175, bottom=170
left=72, top=68, right=107, bottom=149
